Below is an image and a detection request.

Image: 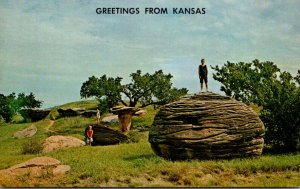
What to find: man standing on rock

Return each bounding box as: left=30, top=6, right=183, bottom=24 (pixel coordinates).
left=198, top=58, right=208, bottom=92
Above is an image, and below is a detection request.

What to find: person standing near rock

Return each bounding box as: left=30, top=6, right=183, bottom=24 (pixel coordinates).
left=198, top=58, right=208, bottom=92
left=96, top=109, right=101, bottom=125
left=86, top=125, right=94, bottom=146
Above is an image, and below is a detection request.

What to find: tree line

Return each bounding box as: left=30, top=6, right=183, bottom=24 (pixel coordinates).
left=0, top=92, right=42, bottom=122
left=211, top=59, right=300, bottom=152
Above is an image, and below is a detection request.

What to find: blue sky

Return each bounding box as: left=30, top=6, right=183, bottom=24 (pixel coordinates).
left=1, top=0, right=300, bottom=108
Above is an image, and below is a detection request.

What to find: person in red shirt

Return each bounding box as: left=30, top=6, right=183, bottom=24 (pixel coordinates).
left=86, top=125, right=94, bottom=146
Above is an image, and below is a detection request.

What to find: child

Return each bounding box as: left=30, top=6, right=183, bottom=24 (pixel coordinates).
left=86, top=125, right=94, bottom=146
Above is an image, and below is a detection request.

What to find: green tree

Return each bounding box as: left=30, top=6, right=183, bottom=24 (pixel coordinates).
left=0, top=92, right=42, bottom=122
left=80, top=70, right=188, bottom=112
left=211, top=60, right=300, bottom=152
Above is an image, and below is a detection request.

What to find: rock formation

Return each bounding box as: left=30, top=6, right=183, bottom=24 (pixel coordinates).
left=88, top=124, right=128, bottom=145
left=19, top=109, right=50, bottom=122
left=57, top=108, right=97, bottom=118
left=110, top=106, right=141, bottom=134
left=101, top=115, right=119, bottom=123
left=149, top=92, right=265, bottom=160
left=0, top=157, right=70, bottom=179
left=43, top=135, right=85, bottom=153
left=14, top=125, right=37, bottom=139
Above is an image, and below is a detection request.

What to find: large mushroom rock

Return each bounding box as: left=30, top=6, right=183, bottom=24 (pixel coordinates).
left=19, top=109, right=51, bottom=122
left=149, top=92, right=265, bottom=160
left=57, top=108, right=97, bottom=118
left=87, top=124, right=128, bottom=145
left=110, top=106, right=140, bottom=134
left=0, top=157, right=71, bottom=179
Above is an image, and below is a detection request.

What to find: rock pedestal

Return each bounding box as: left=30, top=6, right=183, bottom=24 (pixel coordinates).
left=110, top=106, right=140, bottom=134
left=149, top=92, right=265, bottom=160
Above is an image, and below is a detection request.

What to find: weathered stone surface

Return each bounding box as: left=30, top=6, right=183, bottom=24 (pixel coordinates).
left=57, top=108, right=97, bottom=118
left=101, top=115, right=119, bottom=123
left=87, top=124, right=128, bottom=145
left=134, top=109, right=147, bottom=116
left=0, top=157, right=70, bottom=178
left=14, top=125, right=37, bottom=139
left=149, top=92, right=265, bottom=160
left=43, top=135, right=85, bottom=153
left=19, top=109, right=51, bottom=122
left=110, top=106, right=141, bottom=134
left=52, top=165, right=71, bottom=175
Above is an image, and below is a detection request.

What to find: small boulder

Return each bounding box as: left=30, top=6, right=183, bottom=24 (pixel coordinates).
left=0, top=157, right=70, bottom=179
left=52, top=165, right=71, bottom=175
left=134, top=109, right=147, bottom=116
left=101, top=115, right=119, bottom=123
left=14, top=125, right=37, bottom=139
left=43, top=135, right=85, bottom=153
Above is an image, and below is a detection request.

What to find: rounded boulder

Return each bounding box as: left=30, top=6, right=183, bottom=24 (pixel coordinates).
left=149, top=92, right=265, bottom=160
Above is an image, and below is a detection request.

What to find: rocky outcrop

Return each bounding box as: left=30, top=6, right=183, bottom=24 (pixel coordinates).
left=0, top=157, right=70, bottom=179
left=149, top=92, right=265, bottom=160
left=57, top=108, right=96, bottom=118
left=43, top=135, right=85, bottom=153
left=19, top=109, right=50, bottom=122
left=14, top=125, right=37, bottom=139
left=89, top=124, right=128, bottom=145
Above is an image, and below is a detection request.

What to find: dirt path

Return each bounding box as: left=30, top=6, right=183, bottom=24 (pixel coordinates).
left=46, top=120, right=55, bottom=132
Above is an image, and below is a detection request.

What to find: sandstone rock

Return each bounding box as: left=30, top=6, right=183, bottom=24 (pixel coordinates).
left=87, top=124, right=128, bottom=145
left=57, top=108, right=97, bottom=118
left=43, top=135, right=85, bottom=153
left=0, top=157, right=70, bottom=179
left=134, top=109, right=147, bottom=116
left=19, top=109, right=51, bottom=122
left=101, top=115, right=119, bottom=123
left=149, top=92, right=265, bottom=160
left=14, top=125, right=37, bottom=139
left=52, top=165, right=71, bottom=175
left=110, top=106, right=140, bottom=134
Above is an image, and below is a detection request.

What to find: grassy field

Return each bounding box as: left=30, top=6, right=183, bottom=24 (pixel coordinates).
left=0, top=100, right=299, bottom=187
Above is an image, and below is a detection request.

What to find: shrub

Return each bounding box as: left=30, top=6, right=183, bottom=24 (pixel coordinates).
left=21, top=139, right=43, bottom=154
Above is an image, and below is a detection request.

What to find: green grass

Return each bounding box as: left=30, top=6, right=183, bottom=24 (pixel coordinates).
left=0, top=100, right=300, bottom=187
left=47, top=99, right=99, bottom=120
left=49, top=99, right=99, bottom=110
left=132, top=105, right=158, bottom=129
